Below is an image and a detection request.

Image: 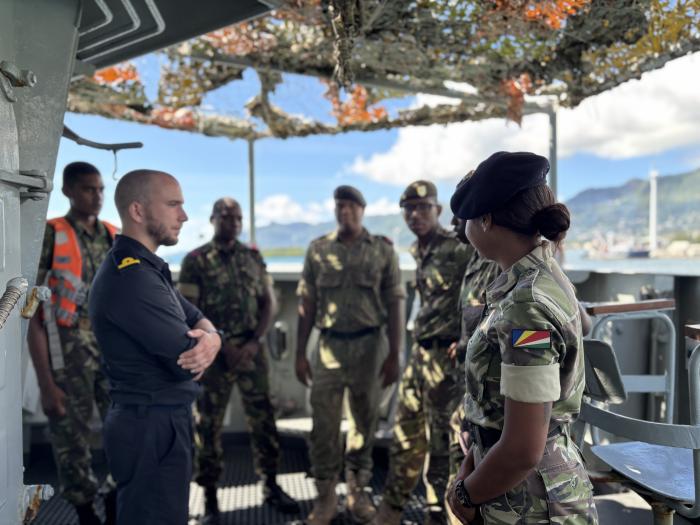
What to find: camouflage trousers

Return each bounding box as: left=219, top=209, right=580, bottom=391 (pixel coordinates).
left=309, top=330, right=384, bottom=480
left=475, top=430, right=598, bottom=525
left=47, top=326, right=112, bottom=506
left=194, top=347, right=280, bottom=487
left=383, top=340, right=464, bottom=510
left=447, top=401, right=467, bottom=491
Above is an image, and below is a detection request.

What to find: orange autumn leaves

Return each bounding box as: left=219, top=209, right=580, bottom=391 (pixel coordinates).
left=93, top=64, right=140, bottom=84
left=93, top=64, right=198, bottom=131
left=325, top=83, right=387, bottom=126
left=494, top=0, right=591, bottom=29
left=501, top=73, right=534, bottom=124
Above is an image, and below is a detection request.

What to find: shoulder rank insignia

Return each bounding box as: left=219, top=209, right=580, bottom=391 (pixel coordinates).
left=512, top=329, right=551, bottom=349
left=379, top=235, right=393, bottom=245
left=117, top=256, right=141, bottom=270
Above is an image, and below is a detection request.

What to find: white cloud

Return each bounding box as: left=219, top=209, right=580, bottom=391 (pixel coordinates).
left=254, top=194, right=335, bottom=225
left=350, top=52, right=700, bottom=186
left=365, top=197, right=400, bottom=216
left=253, top=194, right=400, bottom=226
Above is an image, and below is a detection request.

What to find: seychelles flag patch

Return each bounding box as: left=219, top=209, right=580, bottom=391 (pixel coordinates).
left=512, top=329, right=551, bottom=349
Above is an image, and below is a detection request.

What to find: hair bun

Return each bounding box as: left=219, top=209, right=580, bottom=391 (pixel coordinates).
left=532, top=203, right=570, bottom=242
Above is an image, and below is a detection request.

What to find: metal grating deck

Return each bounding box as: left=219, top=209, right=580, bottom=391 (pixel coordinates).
left=26, top=434, right=429, bottom=524
left=26, top=434, right=690, bottom=524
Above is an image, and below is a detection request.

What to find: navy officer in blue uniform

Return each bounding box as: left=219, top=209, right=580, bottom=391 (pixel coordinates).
left=89, top=169, right=222, bottom=525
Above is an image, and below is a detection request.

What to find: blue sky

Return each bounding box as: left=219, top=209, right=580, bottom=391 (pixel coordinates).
left=52, top=51, right=700, bottom=254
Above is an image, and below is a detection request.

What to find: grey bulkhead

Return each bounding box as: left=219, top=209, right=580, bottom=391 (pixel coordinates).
left=1, top=1, right=82, bottom=522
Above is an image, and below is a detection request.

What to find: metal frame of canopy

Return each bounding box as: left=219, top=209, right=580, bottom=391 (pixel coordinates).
left=242, top=90, right=559, bottom=245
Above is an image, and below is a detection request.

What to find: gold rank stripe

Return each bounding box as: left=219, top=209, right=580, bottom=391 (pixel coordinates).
left=117, top=257, right=141, bottom=270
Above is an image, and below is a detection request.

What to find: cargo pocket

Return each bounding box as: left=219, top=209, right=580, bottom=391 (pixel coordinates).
left=480, top=490, right=522, bottom=522
left=318, top=270, right=342, bottom=288
left=539, top=458, right=597, bottom=523
left=356, top=265, right=380, bottom=290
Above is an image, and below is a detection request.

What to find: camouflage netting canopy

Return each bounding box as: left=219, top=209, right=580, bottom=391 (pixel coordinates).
left=68, top=0, right=700, bottom=141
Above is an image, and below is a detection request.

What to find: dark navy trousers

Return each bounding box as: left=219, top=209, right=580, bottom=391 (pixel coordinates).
left=103, top=404, right=193, bottom=525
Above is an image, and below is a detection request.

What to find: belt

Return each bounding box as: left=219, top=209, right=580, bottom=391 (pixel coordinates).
left=468, top=422, right=563, bottom=449
left=417, top=336, right=454, bottom=349
left=320, top=326, right=379, bottom=340
left=112, top=402, right=190, bottom=417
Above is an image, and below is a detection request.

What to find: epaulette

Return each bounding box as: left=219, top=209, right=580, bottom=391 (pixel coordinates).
left=510, top=268, right=539, bottom=304
left=377, top=235, right=393, bottom=245
left=247, top=243, right=260, bottom=252
left=115, top=254, right=141, bottom=271
left=194, top=241, right=215, bottom=256
left=313, top=232, right=334, bottom=244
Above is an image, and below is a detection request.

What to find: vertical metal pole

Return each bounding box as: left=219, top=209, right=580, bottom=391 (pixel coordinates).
left=548, top=106, right=558, bottom=199
left=649, top=168, right=658, bottom=252
left=248, top=139, right=256, bottom=245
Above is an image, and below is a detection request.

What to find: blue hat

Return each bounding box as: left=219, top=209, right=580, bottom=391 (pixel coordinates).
left=450, top=151, right=549, bottom=220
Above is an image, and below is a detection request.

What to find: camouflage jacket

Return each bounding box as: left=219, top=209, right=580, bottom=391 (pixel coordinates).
left=464, top=242, right=585, bottom=431
left=37, top=212, right=114, bottom=320
left=410, top=227, right=472, bottom=342
left=177, top=240, right=270, bottom=339
left=296, top=228, right=405, bottom=332
left=456, top=251, right=501, bottom=353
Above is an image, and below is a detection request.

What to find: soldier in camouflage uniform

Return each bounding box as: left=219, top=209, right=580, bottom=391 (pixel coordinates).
left=446, top=152, right=598, bottom=524
left=373, top=181, right=471, bottom=525
left=178, top=198, right=299, bottom=523
left=27, top=162, right=116, bottom=525
left=446, top=216, right=501, bottom=504
left=296, top=185, right=406, bottom=525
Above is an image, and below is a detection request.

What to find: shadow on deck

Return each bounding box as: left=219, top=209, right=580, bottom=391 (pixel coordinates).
left=25, top=433, right=696, bottom=524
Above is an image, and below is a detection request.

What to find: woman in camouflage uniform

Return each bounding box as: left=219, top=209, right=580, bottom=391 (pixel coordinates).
left=446, top=152, right=598, bottom=525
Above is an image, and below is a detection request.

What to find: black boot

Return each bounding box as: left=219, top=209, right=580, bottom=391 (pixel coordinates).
left=75, top=501, right=101, bottom=525
left=263, top=478, right=300, bottom=514
left=104, top=490, right=117, bottom=525
left=202, top=486, right=220, bottom=525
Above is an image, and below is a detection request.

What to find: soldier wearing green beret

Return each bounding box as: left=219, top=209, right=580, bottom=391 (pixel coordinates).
left=373, top=181, right=472, bottom=525
left=178, top=198, right=299, bottom=523
left=446, top=152, right=598, bottom=525
left=296, top=185, right=406, bottom=525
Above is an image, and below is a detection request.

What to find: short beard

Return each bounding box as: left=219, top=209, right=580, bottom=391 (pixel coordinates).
left=145, top=212, right=178, bottom=247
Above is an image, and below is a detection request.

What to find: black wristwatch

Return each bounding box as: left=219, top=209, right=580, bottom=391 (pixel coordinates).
left=454, top=479, right=475, bottom=508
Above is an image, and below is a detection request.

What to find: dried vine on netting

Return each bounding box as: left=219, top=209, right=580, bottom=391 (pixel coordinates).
left=323, top=81, right=387, bottom=125
left=68, top=0, right=700, bottom=139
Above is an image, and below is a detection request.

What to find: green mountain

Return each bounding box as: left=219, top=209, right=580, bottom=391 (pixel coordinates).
left=255, top=214, right=433, bottom=252
left=566, top=168, right=700, bottom=243
left=163, top=168, right=700, bottom=265
left=251, top=167, right=700, bottom=250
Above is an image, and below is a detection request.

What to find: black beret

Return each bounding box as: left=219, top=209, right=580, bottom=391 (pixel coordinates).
left=334, top=185, right=366, bottom=207
left=450, top=151, right=549, bottom=220
left=399, top=180, right=437, bottom=206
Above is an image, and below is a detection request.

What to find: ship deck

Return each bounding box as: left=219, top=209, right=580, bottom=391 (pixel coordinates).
left=26, top=433, right=695, bottom=525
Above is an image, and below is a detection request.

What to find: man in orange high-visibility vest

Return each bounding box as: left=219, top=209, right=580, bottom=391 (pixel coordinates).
left=27, top=162, right=119, bottom=525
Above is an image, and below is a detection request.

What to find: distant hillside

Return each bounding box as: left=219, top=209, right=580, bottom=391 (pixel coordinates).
left=251, top=168, right=700, bottom=249
left=256, top=214, right=422, bottom=250
left=566, top=168, right=700, bottom=243
left=163, top=168, right=700, bottom=264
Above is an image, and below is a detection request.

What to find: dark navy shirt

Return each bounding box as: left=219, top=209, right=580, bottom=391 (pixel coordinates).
left=89, top=235, right=204, bottom=405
